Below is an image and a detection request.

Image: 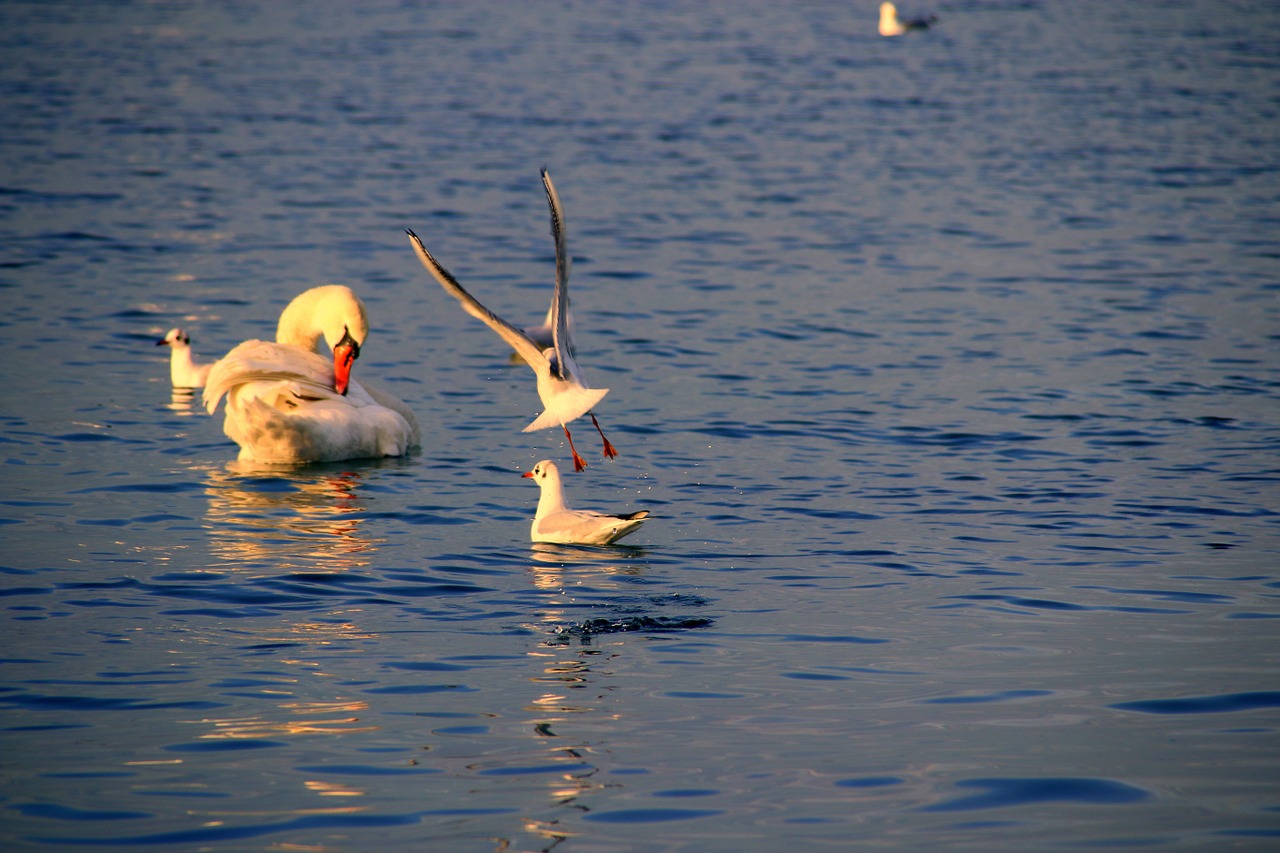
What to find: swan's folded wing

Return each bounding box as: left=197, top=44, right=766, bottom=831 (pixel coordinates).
left=203, top=340, right=337, bottom=414
left=406, top=228, right=547, bottom=369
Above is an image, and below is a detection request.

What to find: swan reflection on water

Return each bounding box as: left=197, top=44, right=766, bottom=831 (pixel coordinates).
left=180, top=462, right=391, bottom=787
left=197, top=460, right=380, bottom=572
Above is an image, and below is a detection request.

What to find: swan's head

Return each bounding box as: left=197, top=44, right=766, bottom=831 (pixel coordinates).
left=276, top=285, right=370, bottom=395
left=522, top=459, right=562, bottom=486
left=880, top=2, right=904, bottom=36
left=157, top=328, right=190, bottom=348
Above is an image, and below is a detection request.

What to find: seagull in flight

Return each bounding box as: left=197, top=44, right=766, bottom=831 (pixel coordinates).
left=407, top=169, right=617, bottom=471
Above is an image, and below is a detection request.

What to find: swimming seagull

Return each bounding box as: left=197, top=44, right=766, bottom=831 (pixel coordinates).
left=407, top=169, right=617, bottom=472
left=523, top=459, right=649, bottom=545
left=156, top=328, right=213, bottom=388
left=879, top=1, right=936, bottom=36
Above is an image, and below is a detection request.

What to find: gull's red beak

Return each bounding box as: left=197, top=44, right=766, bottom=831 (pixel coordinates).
left=332, top=327, right=360, bottom=396
left=522, top=471, right=534, bottom=478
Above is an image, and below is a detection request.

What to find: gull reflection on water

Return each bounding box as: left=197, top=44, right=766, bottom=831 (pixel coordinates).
left=165, top=386, right=202, bottom=415
left=515, top=545, right=655, bottom=842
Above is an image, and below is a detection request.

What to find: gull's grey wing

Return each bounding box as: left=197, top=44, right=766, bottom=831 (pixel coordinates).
left=541, top=169, right=572, bottom=381
left=406, top=228, right=547, bottom=370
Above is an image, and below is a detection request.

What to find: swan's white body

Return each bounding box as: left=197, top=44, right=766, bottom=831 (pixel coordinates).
left=523, top=459, right=648, bottom=545
left=408, top=169, right=616, bottom=471
left=157, top=328, right=212, bottom=388
left=202, top=285, right=419, bottom=464
left=880, top=2, right=934, bottom=36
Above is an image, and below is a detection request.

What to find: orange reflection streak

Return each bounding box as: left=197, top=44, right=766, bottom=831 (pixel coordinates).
left=196, top=462, right=379, bottom=572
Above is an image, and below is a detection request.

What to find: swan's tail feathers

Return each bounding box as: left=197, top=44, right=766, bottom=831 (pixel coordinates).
left=522, top=386, right=609, bottom=433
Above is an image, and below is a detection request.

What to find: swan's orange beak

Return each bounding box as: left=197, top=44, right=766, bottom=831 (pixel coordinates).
left=332, top=327, right=360, bottom=396
left=522, top=471, right=534, bottom=478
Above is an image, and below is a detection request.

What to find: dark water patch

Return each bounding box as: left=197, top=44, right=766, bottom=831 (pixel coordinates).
left=583, top=807, right=723, bottom=823
left=924, top=690, right=1053, bottom=705
left=770, top=506, right=879, bottom=521
left=39, top=771, right=133, bottom=779
left=1110, top=692, right=1280, bottom=715
left=363, top=684, right=476, bottom=695
left=382, top=661, right=473, bottom=672
left=0, top=694, right=224, bottom=711
left=70, top=482, right=204, bottom=495
left=6, top=723, right=92, bottom=732
left=1076, top=585, right=1233, bottom=604
left=30, top=809, right=450, bottom=846
left=783, top=672, right=850, bottom=681
left=1116, top=501, right=1275, bottom=519
left=835, top=776, right=904, bottom=789
left=477, top=762, right=592, bottom=777
left=210, top=677, right=294, bottom=688
left=294, top=764, right=441, bottom=776
left=0, top=586, right=49, bottom=598
left=164, top=739, right=286, bottom=752
left=883, top=428, right=1045, bottom=449
left=779, top=634, right=889, bottom=645
left=12, top=803, right=149, bottom=821
left=921, top=777, right=1150, bottom=812
left=941, top=594, right=1088, bottom=613
left=51, top=432, right=149, bottom=445
left=551, top=615, right=714, bottom=639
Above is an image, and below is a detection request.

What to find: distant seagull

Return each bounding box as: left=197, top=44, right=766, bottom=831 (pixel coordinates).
left=156, top=328, right=213, bottom=388
left=407, top=169, right=617, bottom=472
left=523, top=459, right=649, bottom=545
left=880, top=1, right=936, bottom=36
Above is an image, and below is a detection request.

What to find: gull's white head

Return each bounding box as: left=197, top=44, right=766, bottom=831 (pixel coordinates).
left=157, top=328, right=191, bottom=349
left=522, top=459, right=563, bottom=486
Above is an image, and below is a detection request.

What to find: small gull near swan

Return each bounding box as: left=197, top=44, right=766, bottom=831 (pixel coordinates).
left=156, top=328, right=213, bottom=388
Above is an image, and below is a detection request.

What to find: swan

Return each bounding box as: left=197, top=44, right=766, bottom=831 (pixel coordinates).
left=407, top=169, right=616, bottom=472
left=523, top=459, right=649, bottom=545
left=156, top=328, right=213, bottom=388
left=202, top=285, right=420, bottom=464
left=879, top=2, right=935, bottom=36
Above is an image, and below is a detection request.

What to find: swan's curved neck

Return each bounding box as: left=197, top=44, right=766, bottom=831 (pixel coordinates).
left=275, top=285, right=369, bottom=353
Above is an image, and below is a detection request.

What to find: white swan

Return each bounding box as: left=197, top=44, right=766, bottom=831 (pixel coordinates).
left=407, top=169, right=616, bottom=472
left=156, top=328, right=213, bottom=388
left=523, top=459, right=649, bottom=545
left=880, top=2, right=935, bottom=36
left=202, top=285, right=420, bottom=464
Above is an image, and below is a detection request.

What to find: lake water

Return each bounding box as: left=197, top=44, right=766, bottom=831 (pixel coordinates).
left=2, top=0, right=1279, bottom=849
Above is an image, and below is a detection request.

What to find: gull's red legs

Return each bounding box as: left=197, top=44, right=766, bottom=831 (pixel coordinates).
left=591, top=413, right=617, bottom=459
left=563, top=425, right=588, bottom=472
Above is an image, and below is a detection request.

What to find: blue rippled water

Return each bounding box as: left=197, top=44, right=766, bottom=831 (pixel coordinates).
left=2, top=0, right=1279, bottom=849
